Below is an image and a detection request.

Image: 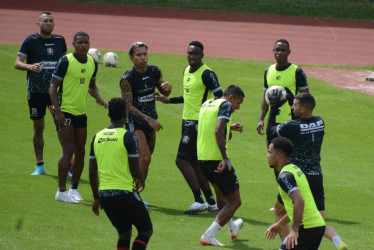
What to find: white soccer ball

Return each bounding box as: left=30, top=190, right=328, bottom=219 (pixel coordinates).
left=103, top=52, right=119, bottom=67
left=88, top=48, right=101, bottom=63
left=265, top=85, right=287, bottom=106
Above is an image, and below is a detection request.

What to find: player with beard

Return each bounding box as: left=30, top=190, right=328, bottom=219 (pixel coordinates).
left=14, top=11, right=67, bottom=175
left=268, top=93, right=348, bottom=250
left=265, top=137, right=325, bottom=250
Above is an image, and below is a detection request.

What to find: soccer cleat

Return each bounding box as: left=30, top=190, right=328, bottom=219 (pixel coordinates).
left=143, top=201, right=151, bottom=207
left=31, top=165, right=46, bottom=175
left=200, top=233, right=225, bottom=247
left=68, top=188, right=83, bottom=201
left=184, top=202, right=207, bottom=215
left=55, top=190, right=78, bottom=203
left=229, top=218, right=244, bottom=239
left=207, top=203, right=219, bottom=212
left=67, top=167, right=72, bottom=178
left=337, top=242, right=348, bottom=250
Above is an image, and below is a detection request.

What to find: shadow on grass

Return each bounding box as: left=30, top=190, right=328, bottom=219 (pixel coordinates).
left=148, top=205, right=269, bottom=226
left=326, top=217, right=360, bottom=225
left=46, top=174, right=90, bottom=185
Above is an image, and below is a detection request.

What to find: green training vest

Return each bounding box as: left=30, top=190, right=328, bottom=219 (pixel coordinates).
left=183, top=64, right=213, bottom=120
left=279, top=164, right=325, bottom=229
left=197, top=98, right=231, bottom=161
left=59, top=53, right=95, bottom=116
left=266, top=63, right=298, bottom=123
left=94, top=128, right=135, bottom=191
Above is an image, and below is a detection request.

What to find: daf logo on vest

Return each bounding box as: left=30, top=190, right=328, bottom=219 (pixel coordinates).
left=300, top=120, right=324, bottom=134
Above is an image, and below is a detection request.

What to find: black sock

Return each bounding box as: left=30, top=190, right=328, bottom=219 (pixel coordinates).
left=59, top=188, right=66, bottom=192
left=70, top=181, right=78, bottom=189
left=117, top=239, right=130, bottom=250
left=193, top=190, right=204, bottom=203
left=132, top=234, right=149, bottom=250
left=37, top=162, right=44, bottom=166
left=203, top=190, right=216, bottom=205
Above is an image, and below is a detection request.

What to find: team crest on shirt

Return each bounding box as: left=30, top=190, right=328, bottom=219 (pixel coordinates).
left=182, top=135, right=190, bottom=144
left=187, top=77, right=191, bottom=82
left=47, top=48, right=54, bottom=55
left=276, top=76, right=281, bottom=80
left=80, top=78, right=85, bottom=84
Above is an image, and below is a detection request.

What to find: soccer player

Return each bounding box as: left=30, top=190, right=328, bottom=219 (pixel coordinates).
left=156, top=41, right=222, bottom=214
left=198, top=85, right=244, bottom=247
left=265, top=137, right=325, bottom=250
left=89, top=98, right=153, bottom=250
left=14, top=11, right=67, bottom=175
left=50, top=31, right=107, bottom=203
left=268, top=93, right=348, bottom=249
left=120, top=41, right=172, bottom=206
left=256, top=39, right=309, bottom=145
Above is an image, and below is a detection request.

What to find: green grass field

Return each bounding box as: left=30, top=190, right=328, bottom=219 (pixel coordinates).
left=1, top=44, right=373, bottom=249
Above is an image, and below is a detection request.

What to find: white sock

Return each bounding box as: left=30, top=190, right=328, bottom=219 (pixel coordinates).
left=227, top=218, right=235, bottom=231
left=332, top=235, right=342, bottom=247
left=205, top=221, right=221, bottom=238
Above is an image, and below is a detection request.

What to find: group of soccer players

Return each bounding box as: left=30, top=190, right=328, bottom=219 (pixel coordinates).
left=15, top=11, right=348, bottom=249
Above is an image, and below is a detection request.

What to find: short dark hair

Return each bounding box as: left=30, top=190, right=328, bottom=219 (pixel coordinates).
left=39, top=11, right=53, bottom=21
left=275, top=39, right=290, bottom=49
left=73, top=31, right=89, bottom=42
left=108, top=98, right=127, bottom=121
left=271, top=137, right=294, bottom=158
left=223, top=85, right=245, bottom=98
left=295, top=93, right=316, bottom=111
left=189, top=41, right=204, bottom=52
left=129, top=41, right=148, bottom=56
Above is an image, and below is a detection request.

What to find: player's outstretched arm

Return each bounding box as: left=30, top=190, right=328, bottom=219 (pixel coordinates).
left=89, top=158, right=101, bottom=216
left=257, top=95, right=269, bottom=135
left=265, top=213, right=290, bottom=240
left=14, top=55, right=42, bottom=73
left=88, top=79, right=107, bottom=108
left=49, top=77, right=65, bottom=130
left=157, top=73, right=172, bottom=97
left=230, top=122, right=243, bottom=133
left=215, top=118, right=229, bottom=173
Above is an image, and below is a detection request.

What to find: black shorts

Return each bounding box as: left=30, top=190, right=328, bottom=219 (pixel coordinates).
left=177, top=120, right=198, bottom=161
left=199, top=159, right=239, bottom=196
left=27, top=92, right=52, bottom=120
left=126, top=120, right=154, bottom=136
left=280, top=226, right=325, bottom=250
left=306, top=174, right=325, bottom=211
left=100, top=190, right=152, bottom=234
left=277, top=174, right=325, bottom=211
left=53, top=112, right=87, bottom=130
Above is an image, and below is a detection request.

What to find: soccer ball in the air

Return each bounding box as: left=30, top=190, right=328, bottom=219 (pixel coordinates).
left=88, top=48, right=101, bottom=63
left=265, top=85, right=287, bottom=106
left=103, top=52, right=119, bottom=67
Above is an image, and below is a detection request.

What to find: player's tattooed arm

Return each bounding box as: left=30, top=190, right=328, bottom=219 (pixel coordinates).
left=156, top=73, right=172, bottom=97
left=120, top=79, right=163, bottom=131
